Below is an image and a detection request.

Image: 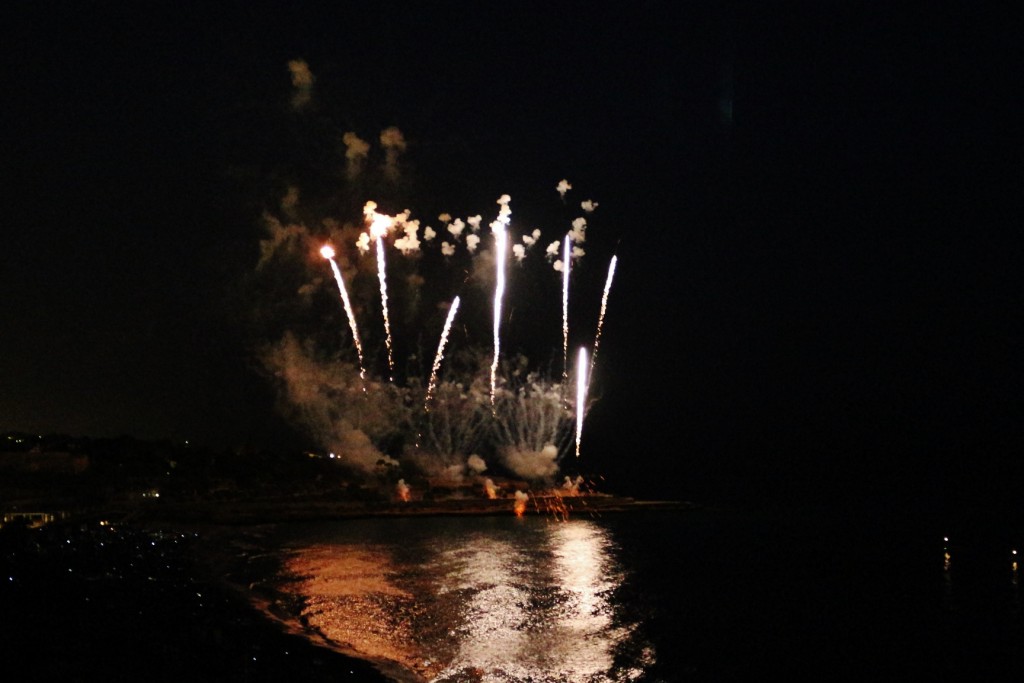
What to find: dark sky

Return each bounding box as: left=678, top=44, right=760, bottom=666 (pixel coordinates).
left=2, top=3, right=1018, bottom=517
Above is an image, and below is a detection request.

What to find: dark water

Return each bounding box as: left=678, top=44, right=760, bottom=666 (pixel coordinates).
left=265, top=509, right=1024, bottom=681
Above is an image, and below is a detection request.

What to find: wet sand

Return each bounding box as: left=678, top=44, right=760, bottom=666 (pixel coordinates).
left=189, top=523, right=428, bottom=683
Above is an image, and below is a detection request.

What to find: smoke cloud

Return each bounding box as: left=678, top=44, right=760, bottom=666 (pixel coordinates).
left=287, top=59, right=315, bottom=110
left=501, top=443, right=560, bottom=481
left=260, top=333, right=404, bottom=474
left=342, top=131, right=371, bottom=179
left=380, top=126, right=407, bottom=180
left=467, top=453, right=487, bottom=474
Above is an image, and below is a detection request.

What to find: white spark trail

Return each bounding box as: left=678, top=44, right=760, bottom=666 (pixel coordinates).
left=425, top=296, right=461, bottom=412
left=375, top=235, right=395, bottom=382
left=590, top=254, right=618, bottom=378
left=576, top=346, right=588, bottom=458
left=321, top=245, right=367, bottom=385
left=562, top=234, right=571, bottom=388
left=490, top=196, right=511, bottom=407
left=491, top=226, right=507, bottom=407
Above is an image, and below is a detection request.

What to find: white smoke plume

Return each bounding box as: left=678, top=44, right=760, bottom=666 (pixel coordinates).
left=342, top=131, right=371, bottom=179
left=502, top=443, right=560, bottom=480
left=447, top=217, right=466, bottom=238
left=334, top=419, right=399, bottom=473
left=423, top=226, right=437, bottom=241
left=260, top=333, right=411, bottom=474
left=380, top=126, right=407, bottom=180
left=281, top=186, right=300, bottom=214
left=489, top=367, right=574, bottom=481
left=522, top=229, right=541, bottom=247
left=581, top=199, right=598, bottom=213
left=257, top=215, right=311, bottom=269
left=393, top=220, right=421, bottom=254
left=356, top=232, right=371, bottom=254
left=467, top=453, right=487, bottom=474
left=562, top=475, right=584, bottom=495
left=556, top=179, right=572, bottom=198
left=287, top=59, right=315, bottom=110
left=568, top=217, right=587, bottom=243
left=466, top=233, right=481, bottom=253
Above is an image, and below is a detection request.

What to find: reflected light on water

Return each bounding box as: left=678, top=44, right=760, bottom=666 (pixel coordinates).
left=282, top=518, right=648, bottom=682
left=434, top=521, right=632, bottom=681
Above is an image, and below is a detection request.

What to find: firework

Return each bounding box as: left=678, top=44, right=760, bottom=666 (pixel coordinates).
left=490, top=196, right=511, bottom=407
left=562, top=235, right=571, bottom=387
left=369, top=218, right=395, bottom=382
left=321, top=245, right=367, bottom=384
left=268, top=183, right=621, bottom=488
left=590, top=254, right=617, bottom=377
left=425, top=296, right=461, bottom=412
left=576, top=346, right=588, bottom=458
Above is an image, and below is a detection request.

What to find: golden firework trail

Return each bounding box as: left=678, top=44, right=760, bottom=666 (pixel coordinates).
left=424, top=296, right=461, bottom=412
left=590, top=254, right=618, bottom=378
left=320, top=245, right=367, bottom=384
left=575, top=346, right=588, bottom=458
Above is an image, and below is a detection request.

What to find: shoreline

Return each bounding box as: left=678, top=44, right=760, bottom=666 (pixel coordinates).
left=130, top=494, right=699, bottom=526
left=2, top=495, right=699, bottom=682
left=184, top=522, right=427, bottom=683
left=142, top=496, right=699, bottom=683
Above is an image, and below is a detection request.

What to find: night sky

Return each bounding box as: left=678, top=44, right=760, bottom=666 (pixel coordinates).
left=2, top=3, right=1018, bottom=519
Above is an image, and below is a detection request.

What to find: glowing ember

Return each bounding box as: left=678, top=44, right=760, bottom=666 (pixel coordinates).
left=323, top=245, right=367, bottom=384
left=562, top=475, right=584, bottom=495
left=591, top=254, right=617, bottom=377
left=513, top=490, right=528, bottom=516
left=576, top=346, right=588, bottom=458
left=425, top=296, right=461, bottom=412
left=396, top=478, right=410, bottom=502
left=484, top=478, right=497, bottom=499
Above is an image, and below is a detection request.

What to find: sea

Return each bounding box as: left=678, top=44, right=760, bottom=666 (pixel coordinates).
left=252, top=507, right=1024, bottom=682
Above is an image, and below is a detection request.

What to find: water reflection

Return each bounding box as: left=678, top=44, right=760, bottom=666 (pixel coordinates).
left=280, top=517, right=648, bottom=682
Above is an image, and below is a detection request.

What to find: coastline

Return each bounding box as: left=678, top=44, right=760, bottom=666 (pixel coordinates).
left=143, top=496, right=698, bottom=683
left=183, top=521, right=427, bottom=683
left=2, top=495, right=697, bottom=682
left=130, top=494, right=698, bottom=526
left=0, top=516, right=395, bottom=682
